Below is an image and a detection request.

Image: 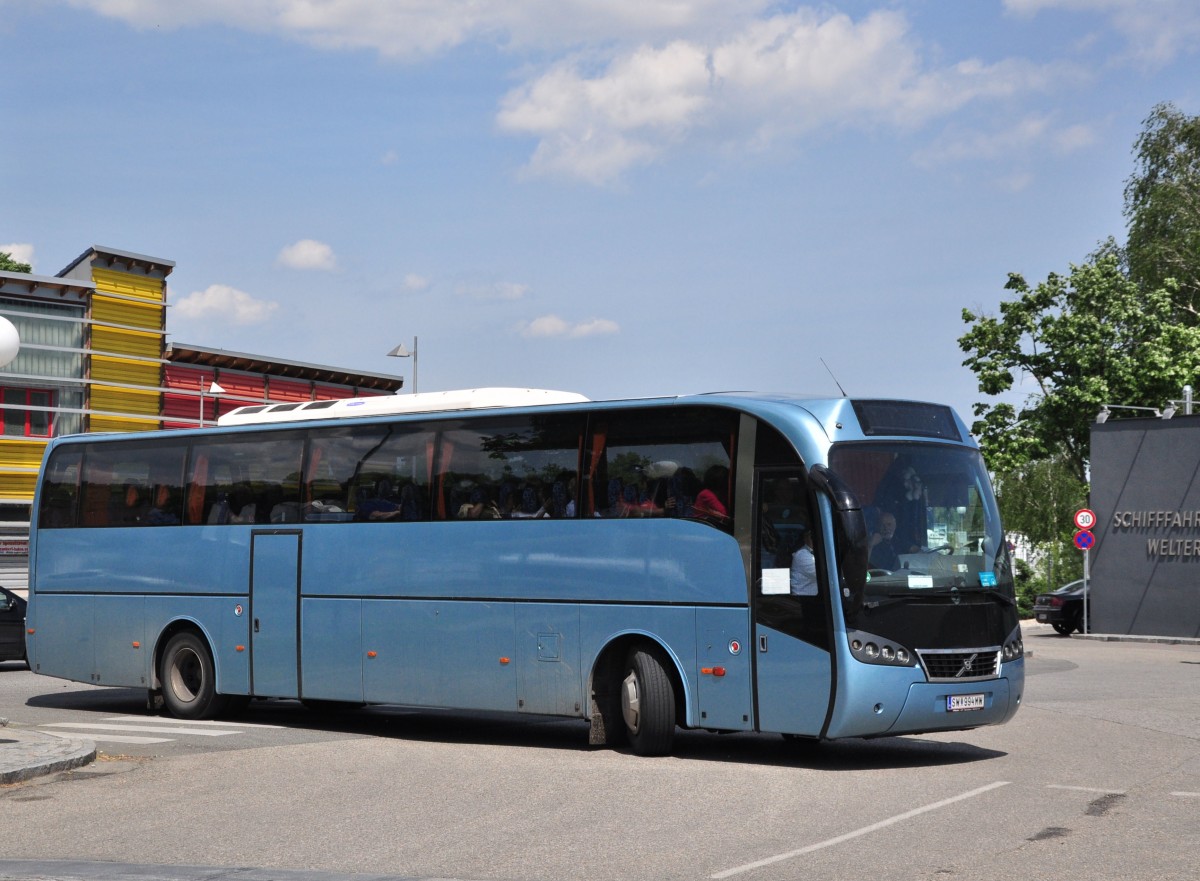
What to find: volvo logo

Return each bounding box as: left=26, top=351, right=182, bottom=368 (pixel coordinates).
left=955, top=653, right=978, bottom=678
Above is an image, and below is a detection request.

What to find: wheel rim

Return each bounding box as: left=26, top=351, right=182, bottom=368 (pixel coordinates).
left=169, top=646, right=204, bottom=704
left=621, top=669, right=641, bottom=734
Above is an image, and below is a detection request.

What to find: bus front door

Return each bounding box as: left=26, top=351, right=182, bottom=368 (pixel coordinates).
left=250, top=530, right=301, bottom=698
left=752, top=471, right=833, bottom=737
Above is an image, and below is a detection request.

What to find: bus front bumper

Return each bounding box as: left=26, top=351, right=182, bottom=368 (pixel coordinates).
left=885, top=674, right=1021, bottom=735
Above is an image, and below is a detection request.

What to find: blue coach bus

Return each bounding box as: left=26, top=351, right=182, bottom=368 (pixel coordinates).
left=27, top=389, right=1023, bottom=755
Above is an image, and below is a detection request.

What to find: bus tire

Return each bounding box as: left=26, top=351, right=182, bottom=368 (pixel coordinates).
left=620, top=649, right=676, bottom=756
left=160, top=631, right=227, bottom=720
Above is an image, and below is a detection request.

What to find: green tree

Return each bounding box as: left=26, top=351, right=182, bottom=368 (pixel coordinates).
left=1124, top=102, right=1200, bottom=315
left=959, top=252, right=1200, bottom=482
left=0, top=251, right=32, bottom=273
left=992, top=455, right=1085, bottom=600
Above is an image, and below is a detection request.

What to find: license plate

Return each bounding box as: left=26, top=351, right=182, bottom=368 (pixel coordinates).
left=1036, top=613, right=1048, bottom=622
left=947, top=693, right=985, bottom=712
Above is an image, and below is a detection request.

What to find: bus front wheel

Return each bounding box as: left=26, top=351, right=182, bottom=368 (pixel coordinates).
left=160, top=631, right=227, bottom=720
left=620, top=649, right=676, bottom=756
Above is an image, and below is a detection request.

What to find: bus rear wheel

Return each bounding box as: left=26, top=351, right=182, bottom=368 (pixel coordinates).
left=160, top=631, right=227, bottom=720
left=620, top=649, right=676, bottom=756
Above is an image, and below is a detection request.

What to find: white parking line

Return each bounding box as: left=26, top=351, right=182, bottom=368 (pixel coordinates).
left=40, top=723, right=240, bottom=737
left=100, top=716, right=284, bottom=729
left=1046, top=785, right=1127, bottom=794
left=39, top=729, right=171, bottom=745
left=711, top=781, right=1011, bottom=879
left=1170, top=792, right=1200, bottom=798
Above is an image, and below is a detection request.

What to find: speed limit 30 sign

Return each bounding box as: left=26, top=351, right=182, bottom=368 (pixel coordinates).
left=1074, top=508, right=1097, bottom=531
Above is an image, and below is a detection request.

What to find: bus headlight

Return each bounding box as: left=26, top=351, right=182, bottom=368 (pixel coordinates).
left=846, top=630, right=917, bottom=667
left=1001, top=626, right=1024, bottom=664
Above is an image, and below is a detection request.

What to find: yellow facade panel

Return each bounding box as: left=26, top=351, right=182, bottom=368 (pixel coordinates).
left=91, top=384, right=161, bottom=417
left=89, top=414, right=160, bottom=433
left=90, top=354, right=162, bottom=386
left=92, top=268, right=165, bottom=302
left=0, top=472, right=36, bottom=501
left=92, top=326, right=162, bottom=359
left=92, top=295, right=164, bottom=331
left=0, top=439, right=49, bottom=470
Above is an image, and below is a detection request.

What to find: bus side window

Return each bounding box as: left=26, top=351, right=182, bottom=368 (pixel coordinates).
left=189, top=431, right=305, bottom=526
left=588, top=407, right=738, bottom=531
left=436, top=414, right=583, bottom=521
left=38, top=447, right=83, bottom=528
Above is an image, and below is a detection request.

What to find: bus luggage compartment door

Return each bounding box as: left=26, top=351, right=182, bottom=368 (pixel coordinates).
left=250, top=530, right=301, bottom=698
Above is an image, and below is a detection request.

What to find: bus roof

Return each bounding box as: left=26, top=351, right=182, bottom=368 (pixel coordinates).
left=216, top=387, right=591, bottom=426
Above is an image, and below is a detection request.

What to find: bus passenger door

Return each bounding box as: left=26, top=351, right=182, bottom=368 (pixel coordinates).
left=250, top=530, right=301, bottom=698
left=752, top=470, right=833, bottom=737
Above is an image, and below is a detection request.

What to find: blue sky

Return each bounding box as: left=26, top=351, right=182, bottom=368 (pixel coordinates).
left=3, top=0, right=1199, bottom=423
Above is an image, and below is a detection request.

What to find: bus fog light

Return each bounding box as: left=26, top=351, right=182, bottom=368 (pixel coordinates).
left=864, top=643, right=879, bottom=659
left=881, top=646, right=894, bottom=661
left=896, top=649, right=910, bottom=664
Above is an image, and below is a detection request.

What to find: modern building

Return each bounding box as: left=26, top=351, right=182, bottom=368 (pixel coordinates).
left=0, top=245, right=404, bottom=590
left=1089, top=414, right=1200, bottom=638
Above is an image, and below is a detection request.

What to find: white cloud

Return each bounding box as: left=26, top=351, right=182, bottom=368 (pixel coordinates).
left=914, top=114, right=1096, bottom=167
left=457, top=281, right=529, bottom=301
left=0, top=243, right=35, bottom=270
left=402, top=273, right=430, bottom=291
left=173, top=284, right=279, bottom=325
left=1004, top=0, right=1200, bottom=67
left=277, top=239, right=337, bottom=271
left=61, top=0, right=770, bottom=59
left=499, top=9, right=1075, bottom=182
left=520, top=314, right=620, bottom=338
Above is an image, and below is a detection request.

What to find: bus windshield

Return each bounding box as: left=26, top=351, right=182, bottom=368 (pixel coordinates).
left=828, top=442, right=1013, bottom=617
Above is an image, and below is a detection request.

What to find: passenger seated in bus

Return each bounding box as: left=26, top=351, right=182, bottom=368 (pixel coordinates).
left=550, top=475, right=574, bottom=518
left=117, top=482, right=147, bottom=525
left=691, top=465, right=730, bottom=526
left=457, top=485, right=500, bottom=519
left=789, top=525, right=818, bottom=596
left=144, top=484, right=180, bottom=525
left=875, top=460, right=927, bottom=553
left=869, top=511, right=901, bottom=571
left=356, top=480, right=404, bottom=521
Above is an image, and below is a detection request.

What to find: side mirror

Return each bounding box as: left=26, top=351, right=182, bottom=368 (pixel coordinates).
left=809, top=464, right=868, bottom=615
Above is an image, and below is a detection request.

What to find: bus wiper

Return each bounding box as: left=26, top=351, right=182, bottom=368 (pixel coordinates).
left=924, top=586, right=1017, bottom=606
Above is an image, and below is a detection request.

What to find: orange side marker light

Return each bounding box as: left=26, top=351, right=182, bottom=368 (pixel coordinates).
left=367, top=650, right=378, bottom=658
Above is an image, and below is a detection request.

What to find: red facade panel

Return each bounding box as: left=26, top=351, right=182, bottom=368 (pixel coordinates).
left=313, top=385, right=355, bottom=400
left=163, top=392, right=203, bottom=422
left=212, top=372, right=267, bottom=406
left=164, top=365, right=213, bottom=392
left=268, top=379, right=313, bottom=402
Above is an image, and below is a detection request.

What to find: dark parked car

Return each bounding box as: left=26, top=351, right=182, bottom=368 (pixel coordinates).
left=0, top=586, right=27, bottom=664
left=1033, top=579, right=1089, bottom=635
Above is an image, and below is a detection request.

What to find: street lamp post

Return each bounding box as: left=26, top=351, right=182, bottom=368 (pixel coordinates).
left=387, top=336, right=418, bottom=394
left=200, top=380, right=226, bottom=428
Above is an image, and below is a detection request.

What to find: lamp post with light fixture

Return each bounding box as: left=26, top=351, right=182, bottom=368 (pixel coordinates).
left=1095, top=403, right=1174, bottom=423
left=199, top=380, right=226, bottom=428
left=387, top=337, right=418, bottom=394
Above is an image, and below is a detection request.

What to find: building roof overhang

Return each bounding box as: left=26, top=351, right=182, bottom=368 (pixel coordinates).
left=166, top=342, right=405, bottom=392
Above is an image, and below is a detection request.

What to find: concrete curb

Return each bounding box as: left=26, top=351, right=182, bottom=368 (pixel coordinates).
left=0, top=726, right=96, bottom=784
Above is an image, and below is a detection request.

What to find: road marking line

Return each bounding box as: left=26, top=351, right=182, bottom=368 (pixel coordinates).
left=39, top=730, right=171, bottom=745
left=711, top=781, right=1011, bottom=879
left=100, top=716, right=284, bottom=729
left=1047, top=785, right=1127, bottom=794
left=40, top=723, right=239, bottom=737
left=1171, top=792, right=1200, bottom=798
